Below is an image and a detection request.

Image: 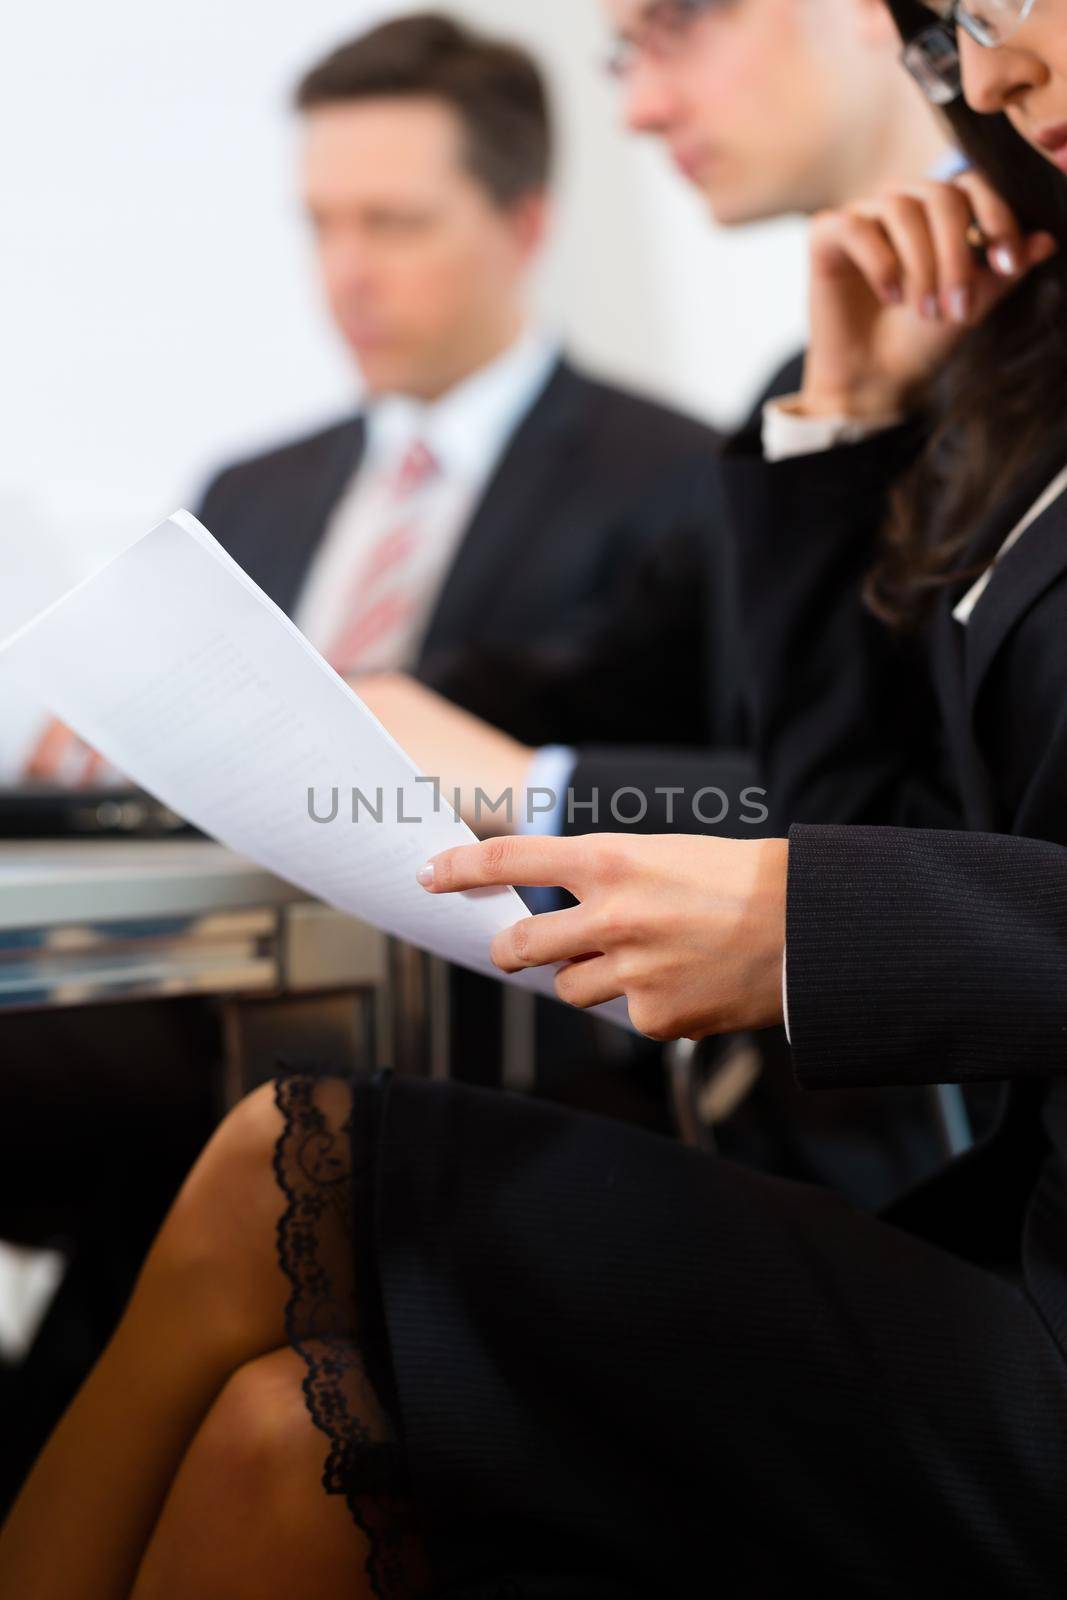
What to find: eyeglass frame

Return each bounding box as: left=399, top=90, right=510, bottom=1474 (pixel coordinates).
left=603, top=0, right=727, bottom=80
left=902, top=0, right=1041, bottom=106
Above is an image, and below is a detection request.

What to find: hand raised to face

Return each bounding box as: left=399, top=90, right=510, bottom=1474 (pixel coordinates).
left=801, top=170, right=1059, bottom=420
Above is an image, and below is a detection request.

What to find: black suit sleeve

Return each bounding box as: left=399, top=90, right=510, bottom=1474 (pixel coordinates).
left=559, top=746, right=764, bottom=836
left=551, top=367, right=807, bottom=841
left=549, top=470, right=768, bottom=837
left=560, top=354, right=885, bottom=841
left=786, top=823, right=1067, bottom=1090
left=563, top=360, right=943, bottom=841
left=720, top=421, right=962, bottom=831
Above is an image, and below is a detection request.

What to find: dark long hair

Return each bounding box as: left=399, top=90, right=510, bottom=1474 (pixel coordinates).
left=866, top=0, right=1067, bottom=628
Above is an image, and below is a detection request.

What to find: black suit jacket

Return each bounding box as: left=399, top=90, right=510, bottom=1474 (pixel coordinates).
left=552, top=358, right=817, bottom=838
left=720, top=414, right=1067, bottom=1356
left=196, top=357, right=730, bottom=752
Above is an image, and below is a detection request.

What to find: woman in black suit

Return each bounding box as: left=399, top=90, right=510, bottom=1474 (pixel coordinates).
left=6, top=4, right=1067, bottom=1597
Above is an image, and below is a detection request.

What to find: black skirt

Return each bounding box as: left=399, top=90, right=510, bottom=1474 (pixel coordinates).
left=272, top=1067, right=1067, bottom=1600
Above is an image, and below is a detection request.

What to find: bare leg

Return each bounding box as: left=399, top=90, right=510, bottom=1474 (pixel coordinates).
left=128, top=1344, right=429, bottom=1600
left=0, top=1081, right=348, bottom=1600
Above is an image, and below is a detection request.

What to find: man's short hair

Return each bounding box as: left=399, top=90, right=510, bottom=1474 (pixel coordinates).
left=295, top=12, right=552, bottom=207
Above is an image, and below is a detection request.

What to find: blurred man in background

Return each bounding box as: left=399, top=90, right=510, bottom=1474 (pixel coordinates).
left=199, top=13, right=727, bottom=756
left=28, top=11, right=728, bottom=790
left=199, top=11, right=742, bottom=1123
left=18, top=11, right=740, bottom=1114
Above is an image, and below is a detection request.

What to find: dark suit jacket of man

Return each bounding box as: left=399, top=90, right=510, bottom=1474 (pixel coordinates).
left=197, top=356, right=735, bottom=754
left=720, top=394, right=1067, bottom=1354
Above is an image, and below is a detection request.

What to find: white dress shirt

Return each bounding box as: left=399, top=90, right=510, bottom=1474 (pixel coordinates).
left=952, top=460, right=1067, bottom=623
left=294, top=325, right=560, bottom=668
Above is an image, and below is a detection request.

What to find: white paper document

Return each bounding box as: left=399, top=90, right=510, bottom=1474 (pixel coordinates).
left=0, top=511, right=625, bottom=1021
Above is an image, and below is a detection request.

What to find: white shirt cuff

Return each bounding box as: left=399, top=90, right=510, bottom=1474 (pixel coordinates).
left=762, top=395, right=904, bottom=462
left=782, top=947, right=791, bottom=1045
left=519, top=745, right=577, bottom=837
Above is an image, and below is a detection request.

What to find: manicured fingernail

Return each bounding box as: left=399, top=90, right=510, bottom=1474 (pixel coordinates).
left=416, top=862, right=435, bottom=887
left=990, top=244, right=1018, bottom=276
left=921, top=293, right=941, bottom=321
left=947, top=286, right=971, bottom=324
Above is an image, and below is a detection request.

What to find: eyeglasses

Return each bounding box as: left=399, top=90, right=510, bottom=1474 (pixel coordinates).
left=604, top=0, right=726, bottom=80
left=903, top=0, right=1040, bottom=105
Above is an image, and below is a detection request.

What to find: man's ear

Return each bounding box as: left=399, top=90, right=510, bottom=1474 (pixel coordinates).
left=507, top=189, right=552, bottom=263
left=853, top=0, right=902, bottom=49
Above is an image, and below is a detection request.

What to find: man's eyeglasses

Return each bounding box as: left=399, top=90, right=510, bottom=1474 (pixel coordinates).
left=903, top=0, right=1040, bottom=105
left=604, top=0, right=726, bottom=80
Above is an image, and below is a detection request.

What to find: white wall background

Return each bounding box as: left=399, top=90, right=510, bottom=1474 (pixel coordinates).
left=0, top=0, right=807, bottom=652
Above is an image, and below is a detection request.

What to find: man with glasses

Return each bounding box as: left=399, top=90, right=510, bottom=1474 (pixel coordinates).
left=604, top=0, right=956, bottom=221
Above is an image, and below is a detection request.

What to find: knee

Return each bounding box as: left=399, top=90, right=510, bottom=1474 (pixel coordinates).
left=169, top=1082, right=280, bottom=1222
left=132, top=1078, right=359, bottom=1370
left=205, top=1081, right=285, bottom=1173
left=130, top=1347, right=384, bottom=1600
left=194, top=1348, right=328, bottom=1509
left=135, top=1084, right=289, bottom=1341
left=192, top=1075, right=352, bottom=1193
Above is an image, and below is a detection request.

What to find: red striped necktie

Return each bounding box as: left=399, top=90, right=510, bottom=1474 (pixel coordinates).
left=325, top=439, right=440, bottom=675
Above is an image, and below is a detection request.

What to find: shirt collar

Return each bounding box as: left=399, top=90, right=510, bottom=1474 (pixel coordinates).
left=365, top=325, right=561, bottom=486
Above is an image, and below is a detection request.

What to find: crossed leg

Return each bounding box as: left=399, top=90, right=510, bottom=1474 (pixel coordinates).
left=129, top=1345, right=377, bottom=1600
left=0, top=1080, right=426, bottom=1600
